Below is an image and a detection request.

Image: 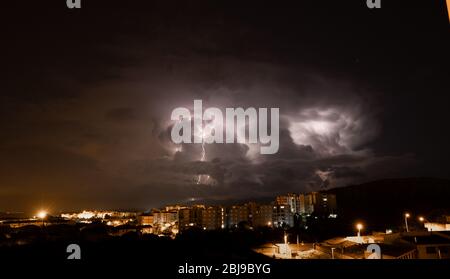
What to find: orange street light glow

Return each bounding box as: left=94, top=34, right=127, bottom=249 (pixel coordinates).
left=446, top=0, right=450, bottom=23
left=37, top=210, right=47, bottom=219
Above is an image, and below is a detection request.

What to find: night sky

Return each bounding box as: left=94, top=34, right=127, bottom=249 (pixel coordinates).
left=2, top=0, right=449, bottom=212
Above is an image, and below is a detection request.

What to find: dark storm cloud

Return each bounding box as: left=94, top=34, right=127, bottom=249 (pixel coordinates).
left=105, top=107, right=138, bottom=122
left=1, top=1, right=448, bottom=211
left=0, top=46, right=422, bottom=210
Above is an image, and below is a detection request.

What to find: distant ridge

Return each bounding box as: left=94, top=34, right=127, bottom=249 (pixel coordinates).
left=327, top=177, right=450, bottom=228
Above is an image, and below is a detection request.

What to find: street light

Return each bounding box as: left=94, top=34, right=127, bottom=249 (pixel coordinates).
left=404, top=213, right=410, bottom=232
left=356, top=223, right=363, bottom=237
left=37, top=210, right=47, bottom=219
left=37, top=210, right=47, bottom=227
left=418, top=216, right=426, bottom=230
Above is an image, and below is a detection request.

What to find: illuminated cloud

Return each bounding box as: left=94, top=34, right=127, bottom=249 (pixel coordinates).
left=288, top=105, right=379, bottom=156
left=1, top=1, right=446, bottom=211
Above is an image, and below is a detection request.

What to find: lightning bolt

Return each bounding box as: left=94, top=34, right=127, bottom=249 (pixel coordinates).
left=174, top=114, right=211, bottom=185
left=196, top=139, right=207, bottom=184
left=195, top=120, right=210, bottom=185
left=316, top=169, right=333, bottom=189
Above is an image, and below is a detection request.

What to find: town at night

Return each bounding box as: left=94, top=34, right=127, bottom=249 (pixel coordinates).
left=1, top=0, right=449, bottom=277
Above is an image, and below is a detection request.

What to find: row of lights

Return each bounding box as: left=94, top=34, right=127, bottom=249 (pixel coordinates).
left=355, top=213, right=427, bottom=236
left=36, top=209, right=428, bottom=234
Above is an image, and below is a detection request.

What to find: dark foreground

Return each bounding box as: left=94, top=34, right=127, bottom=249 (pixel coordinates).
left=1, top=230, right=449, bottom=278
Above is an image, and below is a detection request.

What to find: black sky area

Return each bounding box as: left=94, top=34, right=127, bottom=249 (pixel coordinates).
left=1, top=0, right=449, bottom=213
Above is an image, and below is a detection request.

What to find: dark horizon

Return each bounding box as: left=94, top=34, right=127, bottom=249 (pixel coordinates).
left=2, top=0, right=450, bottom=212
left=1, top=176, right=449, bottom=215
